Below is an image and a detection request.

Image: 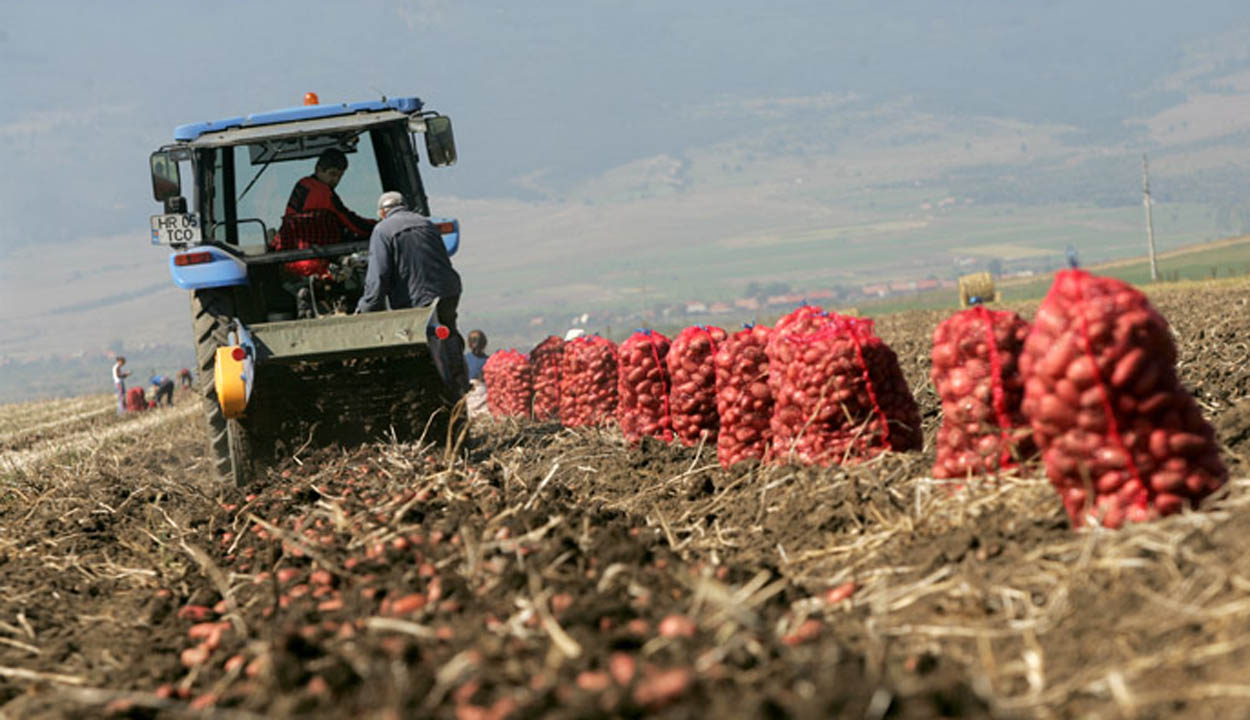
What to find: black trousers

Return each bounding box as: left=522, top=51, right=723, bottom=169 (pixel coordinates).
left=154, top=380, right=175, bottom=406
left=430, top=294, right=470, bottom=398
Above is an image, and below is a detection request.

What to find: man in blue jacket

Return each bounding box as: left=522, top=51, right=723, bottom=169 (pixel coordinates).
left=357, top=191, right=468, bottom=396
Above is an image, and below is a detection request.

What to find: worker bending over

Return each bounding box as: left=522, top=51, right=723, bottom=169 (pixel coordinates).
left=357, top=191, right=469, bottom=396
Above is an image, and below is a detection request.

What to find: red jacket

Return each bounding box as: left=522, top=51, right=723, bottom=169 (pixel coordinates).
left=272, top=176, right=376, bottom=277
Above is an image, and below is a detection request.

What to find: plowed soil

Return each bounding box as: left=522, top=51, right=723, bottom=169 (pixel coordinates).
left=0, top=279, right=1247, bottom=719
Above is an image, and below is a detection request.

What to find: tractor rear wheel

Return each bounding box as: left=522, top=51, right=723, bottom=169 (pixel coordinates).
left=192, top=288, right=253, bottom=486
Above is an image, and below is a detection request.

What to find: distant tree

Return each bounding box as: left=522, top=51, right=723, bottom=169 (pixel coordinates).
left=987, top=258, right=1004, bottom=277
left=763, top=281, right=791, bottom=297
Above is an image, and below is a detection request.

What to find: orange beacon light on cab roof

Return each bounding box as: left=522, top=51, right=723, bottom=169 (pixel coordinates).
left=303, top=92, right=320, bottom=106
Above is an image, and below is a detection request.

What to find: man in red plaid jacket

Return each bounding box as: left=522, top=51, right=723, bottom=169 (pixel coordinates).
left=272, top=148, right=376, bottom=278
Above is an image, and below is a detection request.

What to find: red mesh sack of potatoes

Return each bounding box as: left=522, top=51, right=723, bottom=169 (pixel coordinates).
left=931, top=305, right=1034, bottom=479
left=559, top=335, right=619, bottom=428
left=767, top=306, right=922, bottom=466
left=616, top=330, right=674, bottom=443
left=714, top=324, right=774, bottom=467
left=668, top=325, right=727, bottom=446
left=529, top=335, right=564, bottom=421
left=1021, top=269, right=1227, bottom=528
left=482, top=349, right=533, bottom=418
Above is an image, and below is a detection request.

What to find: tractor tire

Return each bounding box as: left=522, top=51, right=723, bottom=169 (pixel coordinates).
left=191, top=288, right=253, bottom=486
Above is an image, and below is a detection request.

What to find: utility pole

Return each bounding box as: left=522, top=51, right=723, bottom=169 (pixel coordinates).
left=1142, top=153, right=1159, bottom=282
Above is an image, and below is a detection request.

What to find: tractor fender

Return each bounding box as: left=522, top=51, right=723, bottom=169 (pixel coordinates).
left=430, top=217, right=460, bottom=256
left=169, top=246, right=248, bottom=290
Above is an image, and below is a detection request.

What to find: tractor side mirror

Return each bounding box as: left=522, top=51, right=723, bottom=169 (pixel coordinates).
left=423, top=115, right=457, bottom=167
left=150, top=151, right=181, bottom=202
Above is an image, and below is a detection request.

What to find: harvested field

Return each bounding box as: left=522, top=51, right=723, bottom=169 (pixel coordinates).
left=0, top=279, right=1247, bottom=718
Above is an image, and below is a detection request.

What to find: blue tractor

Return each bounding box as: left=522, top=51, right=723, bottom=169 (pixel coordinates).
left=149, top=94, right=465, bottom=485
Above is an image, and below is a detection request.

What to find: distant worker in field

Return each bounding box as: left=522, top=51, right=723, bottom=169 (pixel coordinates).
left=150, top=375, right=176, bottom=407
left=178, top=367, right=193, bottom=390
left=357, top=191, right=469, bottom=396
left=464, top=330, right=490, bottom=417
left=125, top=385, right=149, bottom=413
left=272, top=148, right=377, bottom=281
left=465, top=330, right=490, bottom=382
left=112, top=356, right=130, bottom=416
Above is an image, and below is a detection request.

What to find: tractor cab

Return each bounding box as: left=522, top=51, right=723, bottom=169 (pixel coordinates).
left=149, top=95, right=459, bottom=319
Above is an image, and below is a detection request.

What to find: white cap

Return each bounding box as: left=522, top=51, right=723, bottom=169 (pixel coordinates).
left=563, top=328, right=586, bottom=341
left=377, top=191, right=406, bottom=214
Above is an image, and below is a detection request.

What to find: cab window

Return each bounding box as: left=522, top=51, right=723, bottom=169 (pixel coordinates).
left=208, top=135, right=383, bottom=250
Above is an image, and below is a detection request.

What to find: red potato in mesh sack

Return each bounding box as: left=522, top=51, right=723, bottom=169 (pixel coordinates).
left=767, top=306, right=922, bottom=466
left=931, top=305, right=1034, bottom=479
left=617, top=330, right=674, bottom=443
left=559, top=335, right=619, bottom=428
left=668, top=325, right=727, bottom=446
left=1021, top=269, right=1226, bottom=529
left=529, top=335, right=564, bottom=421
left=482, top=350, right=533, bottom=418
left=714, top=324, right=774, bottom=467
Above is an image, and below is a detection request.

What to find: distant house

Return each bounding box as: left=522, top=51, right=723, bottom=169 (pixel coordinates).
left=766, top=293, right=805, bottom=307
left=861, top=283, right=889, bottom=297
left=889, top=280, right=916, bottom=293
left=734, top=297, right=760, bottom=310
left=708, top=301, right=732, bottom=314
left=808, top=289, right=834, bottom=300
left=915, top=278, right=940, bottom=291
left=684, top=301, right=708, bottom=314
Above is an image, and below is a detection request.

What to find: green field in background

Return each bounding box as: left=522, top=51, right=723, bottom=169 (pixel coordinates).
left=859, top=237, right=1250, bottom=315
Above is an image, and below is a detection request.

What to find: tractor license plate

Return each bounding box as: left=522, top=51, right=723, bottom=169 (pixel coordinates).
left=150, top=213, right=201, bottom=245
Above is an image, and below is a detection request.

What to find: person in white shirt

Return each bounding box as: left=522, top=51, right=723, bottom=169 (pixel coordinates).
left=112, top=356, right=130, bottom=416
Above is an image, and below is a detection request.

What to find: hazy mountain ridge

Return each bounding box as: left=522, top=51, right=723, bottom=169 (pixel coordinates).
left=5, top=1, right=1250, bottom=247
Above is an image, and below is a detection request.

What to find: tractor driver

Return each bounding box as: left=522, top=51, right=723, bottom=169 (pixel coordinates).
left=285, top=148, right=376, bottom=240
left=272, top=148, right=377, bottom=280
